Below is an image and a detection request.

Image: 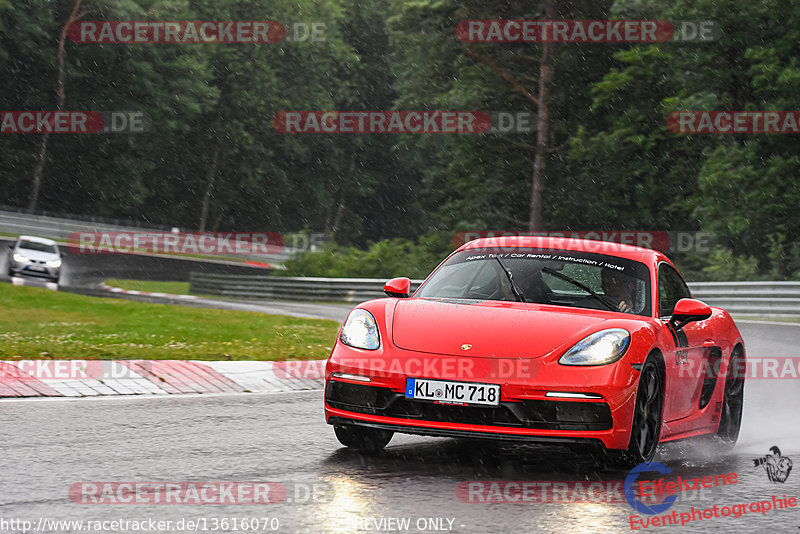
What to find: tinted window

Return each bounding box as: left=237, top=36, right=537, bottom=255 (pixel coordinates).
left=18, top=240, right=57, bottom=254
left=415, top=248, right=652, bottom=316
left=658, top=263, right=691, bottom=317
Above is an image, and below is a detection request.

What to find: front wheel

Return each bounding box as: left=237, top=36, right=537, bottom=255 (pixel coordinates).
left=334, top=424, right=393, bottom=452
left=714, top=347, right=745, bottom=450
left=608, top=355, right=664, bottom=468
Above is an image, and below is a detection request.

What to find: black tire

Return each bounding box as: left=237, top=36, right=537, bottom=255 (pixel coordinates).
left=608, top=354, right=664, bottom=468
left=334, top=424, right=393, bottom=452
left=714, top=346, right=745, bottom=450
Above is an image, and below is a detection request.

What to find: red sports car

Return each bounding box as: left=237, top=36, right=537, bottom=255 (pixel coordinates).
left=324, top=236, right=745, bottom=466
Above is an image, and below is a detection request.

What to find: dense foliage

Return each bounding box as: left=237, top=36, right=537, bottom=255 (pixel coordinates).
left=2, top=0, right=799, bottom=279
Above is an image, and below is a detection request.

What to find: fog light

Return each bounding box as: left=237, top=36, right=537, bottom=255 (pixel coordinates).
left=331, top=372, right=371, bottom=382
left=545, top=391, right=602, bottom=399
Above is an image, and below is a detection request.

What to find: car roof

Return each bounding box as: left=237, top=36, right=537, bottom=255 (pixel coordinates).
left=458, top=235, right=659, bottom=263
left=18, top=235, right=58, bottom=246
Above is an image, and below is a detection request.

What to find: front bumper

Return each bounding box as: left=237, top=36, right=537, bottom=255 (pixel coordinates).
left=9, top=259, right=60, bottom=280
left=324, top=345, right=642, bottom=450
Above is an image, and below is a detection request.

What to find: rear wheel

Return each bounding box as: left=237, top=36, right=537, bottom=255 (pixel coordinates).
left=608, top=355, right=664, bottom=468
left=334, top=424, right=393, bottom=452
left=714, top=347, right=745, bottom=450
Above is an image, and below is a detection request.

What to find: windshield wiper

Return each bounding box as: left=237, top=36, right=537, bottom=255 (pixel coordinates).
left=541, top=267, right=616, bottom=312
left=495, top=256, right=526, bottom=302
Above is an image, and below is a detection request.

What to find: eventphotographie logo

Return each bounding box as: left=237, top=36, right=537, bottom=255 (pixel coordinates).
left=753, top=446, right=793, bottom=483
left=625, top=463, right=677, bottom=515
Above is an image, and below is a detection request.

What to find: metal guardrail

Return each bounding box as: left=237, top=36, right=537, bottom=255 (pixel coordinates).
left=189, top=274, right=800, bottom=315
left=0, top=204, right=175, bottom=229
left=0, top=209, right=171, bottom=240
left=190, top=273, right=424, bottom=303
left=688, top=281, right=800, bottom=315
left=0, top=209, right=297, bottom=263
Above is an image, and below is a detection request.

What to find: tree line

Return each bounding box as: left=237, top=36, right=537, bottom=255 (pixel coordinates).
left=1, top=0, right=799, bottom=278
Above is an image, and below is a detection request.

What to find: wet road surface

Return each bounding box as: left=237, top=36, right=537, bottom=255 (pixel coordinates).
left=1, top=322, right=799, bottom=533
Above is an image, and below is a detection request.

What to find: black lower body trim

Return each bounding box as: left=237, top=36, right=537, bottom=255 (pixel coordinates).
left=328, top=416, right=606, bottom=446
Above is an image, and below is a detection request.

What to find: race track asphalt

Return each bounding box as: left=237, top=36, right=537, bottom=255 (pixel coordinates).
left=1, top=322, right=799, bottom=533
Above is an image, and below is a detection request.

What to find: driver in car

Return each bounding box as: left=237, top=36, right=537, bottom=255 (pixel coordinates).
left=602, top=268, right=637, bottom=314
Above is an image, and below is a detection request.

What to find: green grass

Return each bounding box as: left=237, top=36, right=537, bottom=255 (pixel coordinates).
left=0, top=283, right=339, bottom=360
left=105, top=279, right=190, bottom=295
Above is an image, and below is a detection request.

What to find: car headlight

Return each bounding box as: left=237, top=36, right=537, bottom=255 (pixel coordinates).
left=559, top=328, right=631, bottom=366
left=340, top=309, right=380, bottom=350
left=12, top=253, right=28, bottom=263
left=46, top=259, right=62, bottom=268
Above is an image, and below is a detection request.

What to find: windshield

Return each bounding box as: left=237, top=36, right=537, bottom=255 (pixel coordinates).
left=18, top=240, right=57, bottom=254
left=415, top=248, right=651, bottom=316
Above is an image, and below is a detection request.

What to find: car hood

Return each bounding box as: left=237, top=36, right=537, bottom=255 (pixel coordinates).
left=15, top=248, right=59, bottom=262
left=391, top=298, right=618, bottom=359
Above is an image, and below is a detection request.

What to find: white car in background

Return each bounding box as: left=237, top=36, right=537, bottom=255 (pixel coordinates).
left=8, top=235, right=63, bottom=283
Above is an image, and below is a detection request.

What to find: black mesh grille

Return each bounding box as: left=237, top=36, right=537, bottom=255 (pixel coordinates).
left=326, top=381, right=612, bottom=431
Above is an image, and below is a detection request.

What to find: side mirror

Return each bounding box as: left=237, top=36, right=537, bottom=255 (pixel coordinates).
left=384, top=277, right=411, bottom=298
left=669, top=298, right=712, bottom=330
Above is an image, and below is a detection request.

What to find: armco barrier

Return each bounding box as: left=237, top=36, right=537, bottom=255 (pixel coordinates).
left=0, top=208, right=297, bottom=263
left=190, top=273, right=424, bottom=303
left=689, top=281, right=800, bottom=315
left=0, top=208, right=170, bottom=241
left=189, top=274, right=800, bottom=315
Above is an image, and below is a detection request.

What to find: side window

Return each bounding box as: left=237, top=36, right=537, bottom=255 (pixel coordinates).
left=658, top=264, right=691, bottom=317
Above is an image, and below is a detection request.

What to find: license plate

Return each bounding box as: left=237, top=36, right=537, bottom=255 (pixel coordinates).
left=26, top=265, right=45, bottom=272
left=405, top=378, right=500, bottom=406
